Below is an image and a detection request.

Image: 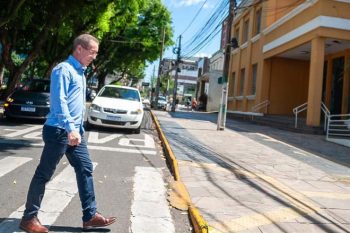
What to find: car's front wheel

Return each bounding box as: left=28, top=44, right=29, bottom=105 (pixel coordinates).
left=84, top=120, right=93, bottom=131
left=133, top=126, right=141, bottom=134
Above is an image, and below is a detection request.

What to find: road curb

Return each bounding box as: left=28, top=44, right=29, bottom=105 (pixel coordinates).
left=150, top=110, right=209, bottom=233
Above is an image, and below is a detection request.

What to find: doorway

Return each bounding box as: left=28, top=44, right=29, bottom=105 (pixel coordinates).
left=330, top=56, right=344, bottom=114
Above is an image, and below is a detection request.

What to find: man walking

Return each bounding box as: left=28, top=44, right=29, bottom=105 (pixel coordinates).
left=19, top=34, right=116, bottom=233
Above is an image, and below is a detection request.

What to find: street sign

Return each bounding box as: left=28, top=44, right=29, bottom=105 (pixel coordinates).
left=142, top=82, right=150, bottom=87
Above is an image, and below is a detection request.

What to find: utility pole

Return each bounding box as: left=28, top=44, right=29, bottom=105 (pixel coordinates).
left=217, top=0, right=236, bottom=130
left=154, top=28, right=166, bottom=108
left=171, top=35, right=182, bottom=112
left=150, top=65, right=156, bottom=99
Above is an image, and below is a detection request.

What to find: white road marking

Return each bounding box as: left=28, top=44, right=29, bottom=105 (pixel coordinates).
left=0, top=163, right=97, bottom=233
left=3, top=125, right=42, bottom=138
left=23, top=131, right=42, bottom=140
left=88, top=145, right=156, bottom=155
left=0, top=140, right=156, bottom=155
left=119, top=134, right=155, bottom=149
left=0, top=157, right=32, bottom=178
left=88, top=131, right=122, bottom=144
left=130, top=166, right=174, bottom=233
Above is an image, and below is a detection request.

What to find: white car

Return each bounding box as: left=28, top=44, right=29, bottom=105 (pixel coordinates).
left=86, top=85, right=144, bottom=133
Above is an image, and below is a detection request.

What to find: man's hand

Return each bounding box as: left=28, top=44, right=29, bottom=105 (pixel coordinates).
left=68, top=130, right=81, bottom=146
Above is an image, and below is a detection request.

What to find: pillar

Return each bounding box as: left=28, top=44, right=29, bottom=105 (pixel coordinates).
left=306, top=37, right=325, bottom=126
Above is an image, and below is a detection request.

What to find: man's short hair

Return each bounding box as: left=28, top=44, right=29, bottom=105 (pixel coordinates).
left=73, top=34, right=99, bottom=51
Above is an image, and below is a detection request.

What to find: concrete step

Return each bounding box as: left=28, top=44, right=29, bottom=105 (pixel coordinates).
left=227, top=113, right=325, bottom=135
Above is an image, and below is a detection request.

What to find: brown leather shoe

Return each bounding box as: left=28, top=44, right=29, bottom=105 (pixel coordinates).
left=19, top=216, right=49, bottom=233
left=83, top=212, right=116, bottom=230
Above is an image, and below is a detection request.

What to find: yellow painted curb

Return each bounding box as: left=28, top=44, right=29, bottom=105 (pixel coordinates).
left=150, top=111, right=210, bottom=233
left=150, top=110, right=180, bottom=180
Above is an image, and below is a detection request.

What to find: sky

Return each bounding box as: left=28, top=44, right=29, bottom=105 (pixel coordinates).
left=144, top=0, right=224, bottom=82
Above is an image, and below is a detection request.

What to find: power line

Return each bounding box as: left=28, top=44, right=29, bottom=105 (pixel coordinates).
left=180, top=0, right=209, bottom=36
left=181, top=0, right=229, bottom=57
left=182, top=12, right=227, bottom=58
left=182, top=0, right=229, bottom=51
left=182, top=0, right=296, bottom=58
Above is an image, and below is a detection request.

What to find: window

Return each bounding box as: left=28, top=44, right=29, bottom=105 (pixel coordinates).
left=242, top=19, right=249, bottom=43
left=251, top=64, right=258, bottom=95
left=235, top=27, right=240, bottom=45
left=231, top=72, right=236, bottom=96
left=99, top=86, right=140, bottom=102
left=254, top=9, right=262, bottom=35
left=240, top=68, right=245, bottom=96
left=22, top=79, right=50, bottom=93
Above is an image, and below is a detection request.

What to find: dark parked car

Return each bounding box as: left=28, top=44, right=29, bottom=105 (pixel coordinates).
left=4, top=79, right=50, bottom=120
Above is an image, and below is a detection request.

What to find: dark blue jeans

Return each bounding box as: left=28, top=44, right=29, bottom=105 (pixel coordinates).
left=23, top=125, right=97, bottom=222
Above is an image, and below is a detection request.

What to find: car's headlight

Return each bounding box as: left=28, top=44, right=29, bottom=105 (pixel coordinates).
left=130, top=109, right=143, bottom=115
left=6, top=97, right=14, bottom=103
left=90, top=104, right=101, bottom=112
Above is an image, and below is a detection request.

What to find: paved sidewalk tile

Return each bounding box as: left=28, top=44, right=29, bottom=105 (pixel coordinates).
left=154, top=111, right=350, bottom=233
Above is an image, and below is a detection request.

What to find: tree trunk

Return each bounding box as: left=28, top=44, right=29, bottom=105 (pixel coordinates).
left=0, top=63, right=4, bottom=85
left=44, top=62, right=58, bottom=79
left=5, top=52, right=38, bottom=96
left=97, top=71, right=108, bottom=91
left=0, top=0, right=26, bottom=28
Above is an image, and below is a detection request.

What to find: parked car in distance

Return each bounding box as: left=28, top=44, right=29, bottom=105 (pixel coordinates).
left=4, top=79, right=50, bottom=120
left=151, top=96, right=167, bottom=110
left=86, top=85, right=144, bottom=133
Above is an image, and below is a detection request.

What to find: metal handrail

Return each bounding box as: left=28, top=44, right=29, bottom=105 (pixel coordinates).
left=252, top=100, right=270, bottom=113
left=321, top=102, right=330, bottom=132
left=293, top=102, right=307, bottom=128
left=251, top=100, right=269, bottom=120
left=326, top=113, right=350, bottom=141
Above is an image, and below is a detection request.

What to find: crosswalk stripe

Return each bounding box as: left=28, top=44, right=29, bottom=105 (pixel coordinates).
left=3, top=125, right=42, bottom=138
left=0, top=163, right=97, bottom=233
left=0, top=157, right=32, bottom=178
left=88, top=145, right=156, bottom=155
left=130, top=166, right=175, bottom=233
left=0, top=140, right=156, bottom=155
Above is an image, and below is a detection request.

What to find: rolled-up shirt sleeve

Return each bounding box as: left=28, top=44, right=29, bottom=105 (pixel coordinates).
left=50, top=66, right=76, bottom=132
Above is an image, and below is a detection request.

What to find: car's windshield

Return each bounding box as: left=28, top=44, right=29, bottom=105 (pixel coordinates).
left=158, top=96, right=166, bottom=101
left=99, top=86, right=140, bottom=102
left=21, top=80, right=50, bottom=93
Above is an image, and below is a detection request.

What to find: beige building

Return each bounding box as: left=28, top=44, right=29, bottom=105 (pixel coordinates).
left=228, top=0, right=350, bottom=127
left=204, top=50, right=225, bottom=112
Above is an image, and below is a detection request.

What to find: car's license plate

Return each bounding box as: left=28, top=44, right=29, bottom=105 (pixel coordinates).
left=21, top=106, right=36, bottom=112
left=106, top=115, right=121, bottom=121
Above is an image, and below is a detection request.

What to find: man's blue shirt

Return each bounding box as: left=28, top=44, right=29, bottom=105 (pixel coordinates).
left=45, top=55, right=86, bottom=133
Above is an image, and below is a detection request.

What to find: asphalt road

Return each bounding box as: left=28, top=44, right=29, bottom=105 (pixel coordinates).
left=0, top=110, right=192, bottom=233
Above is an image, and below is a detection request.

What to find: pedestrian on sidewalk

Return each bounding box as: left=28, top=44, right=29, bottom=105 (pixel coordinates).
left=20, top=34, right=116, bottom=233
left=191, top=97, right=197, bottom=111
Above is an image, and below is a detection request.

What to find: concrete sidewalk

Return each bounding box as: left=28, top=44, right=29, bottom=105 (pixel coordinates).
left=153, top=110, right=350, bottom=233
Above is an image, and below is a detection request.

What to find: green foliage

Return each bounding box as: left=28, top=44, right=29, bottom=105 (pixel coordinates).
left=11, top=52, right=25, bottom=66
left=0, top=0, right=173, bottom=96
left=160, top=73, right=174, bottom=95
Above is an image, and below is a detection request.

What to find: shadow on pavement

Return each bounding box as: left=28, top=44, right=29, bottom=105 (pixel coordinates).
left=49, top=225, right=110, bottom=232
left=167, top=111, right=350, bottom=168
left=163, top=127, right=347, bottom=233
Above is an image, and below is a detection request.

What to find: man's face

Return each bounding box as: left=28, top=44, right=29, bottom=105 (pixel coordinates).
left=76, top=41, right=99, bottom=67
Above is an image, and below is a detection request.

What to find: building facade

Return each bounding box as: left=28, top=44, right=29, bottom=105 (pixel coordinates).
left=161, top=57, right=200, bottom=100
left=197, top=50, right=225, bottom=111
left=228, top=0, right=350, bottom=126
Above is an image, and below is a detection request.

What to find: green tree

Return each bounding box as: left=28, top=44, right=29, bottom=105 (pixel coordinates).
left=0, top=0, right=112, bottom=97
left=92, top=0, right=173, bottom=90
left=0, top=0, right=173, bottom=98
